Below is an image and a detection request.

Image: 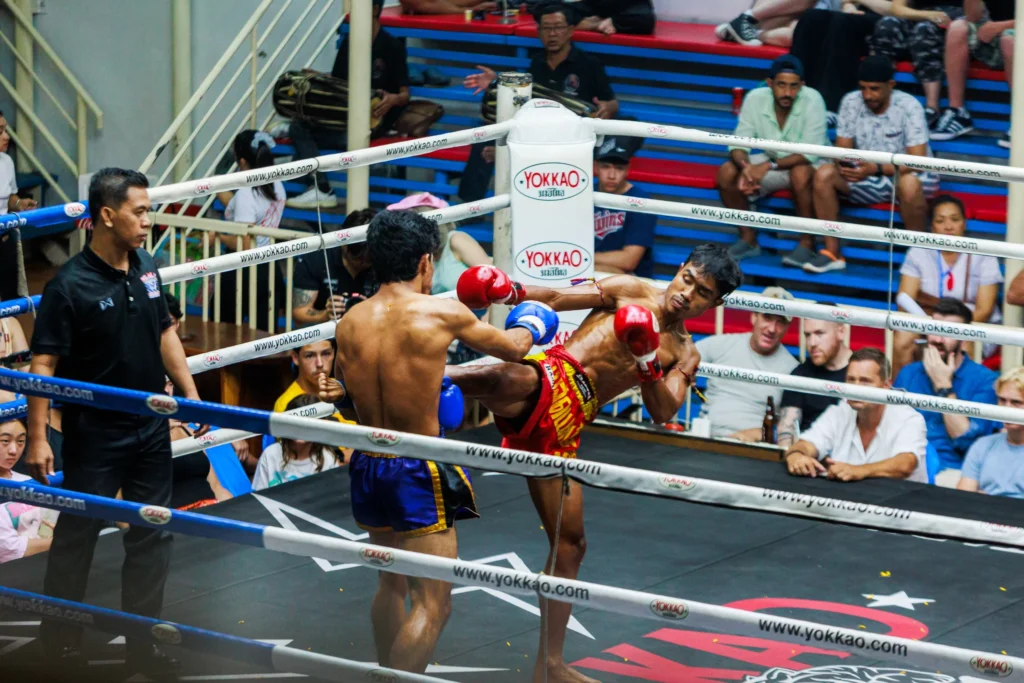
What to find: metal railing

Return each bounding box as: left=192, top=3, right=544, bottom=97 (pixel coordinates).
left=0, top=0, right=104, bottom=204
left=140, top=0, right=345, bottom=323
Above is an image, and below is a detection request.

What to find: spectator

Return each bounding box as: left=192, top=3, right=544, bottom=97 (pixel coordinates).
left=808, top=55, right=939, bottom=274
left=790, top=3, right=894, bottom=120
left=717, top=0, right=840, bottom=47
left=718, top=55, right=828, bottom=266
left=893, top=297, right=999, bottom=472
left=869, top=1, right=960, bottom=134
left=785, top=347, right=928, bottom=481
left=957, top=367, right=1024, bottom=497
left=0, top=418, right=54, bottom=563
left=777, top=314, right=853, bottom=449
left=460, top=1, right=618, bottom=201
left=894, top=195, right=1002, bottom=372
left=292, top=209, right=379, bottom=326
left=933, top=0, right=1015, bottom=145
left=380, top=194, right=491, bottom=295
left=287, top=0, right=409, bottom=208
left=695, top=286, right=799, bottom=441
left=213, top=130, right=287, bottom=331
left=399, top=0, right=496, bottom=14
left=0, top=110, right=37, bottom=301
left=1006, top=266, right=1024, bottom=307
left=592, top=136, right=656, bottom=277
left=575, top=0, right=656, bottom=35
left=0, top=312, right=28, bottom=403
left=252, top=394, right=344, bottom=491
left=275, top=339, right=343, bottom=413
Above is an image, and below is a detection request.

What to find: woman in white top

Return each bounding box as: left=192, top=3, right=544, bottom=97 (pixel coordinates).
left=251, top=394, right=344, bottom=491
left=213, top=130, right=286, bottom=330
left=895, top=194, right=1002, bottom=373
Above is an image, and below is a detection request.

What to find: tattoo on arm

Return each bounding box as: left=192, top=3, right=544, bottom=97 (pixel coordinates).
left=777, top=406, right=802, bottom=447
left=293, top=288, right=316, bottom=309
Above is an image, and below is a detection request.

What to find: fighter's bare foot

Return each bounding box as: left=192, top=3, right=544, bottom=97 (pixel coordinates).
left=534, top=659, right=601, bottom=683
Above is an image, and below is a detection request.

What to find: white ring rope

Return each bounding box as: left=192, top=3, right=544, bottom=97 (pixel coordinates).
left=594, top=192, right=1024, bottom=261
left=171, top=401, right=335, bottom=458
left=255, top=516, right=1023, bottom=682
left=697, top=361, right=1023, bottom=425
left=591, top=118, right=1022, bottom=184
left=266, top=412, right=1024, bottom=548
left=147, top=123, right=515, bottom=207
left=184, top=322, right=336, bottom=375
left=158, top=195, right=509, bottom=285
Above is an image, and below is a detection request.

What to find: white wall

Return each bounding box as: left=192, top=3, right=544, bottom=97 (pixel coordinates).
left=654, top=0, right=751, bottom=23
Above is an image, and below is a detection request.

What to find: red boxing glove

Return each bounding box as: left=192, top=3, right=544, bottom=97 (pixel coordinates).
left=456, top=265, right=526, bottom=309
left=614, top=305, right=663, bottom=382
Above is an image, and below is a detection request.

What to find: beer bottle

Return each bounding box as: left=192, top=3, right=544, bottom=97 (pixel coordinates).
left=762, top=396, right=777, bottom=444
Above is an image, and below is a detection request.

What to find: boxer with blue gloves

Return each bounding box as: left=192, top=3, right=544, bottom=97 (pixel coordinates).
left=330, top=210, right=559, bottom=675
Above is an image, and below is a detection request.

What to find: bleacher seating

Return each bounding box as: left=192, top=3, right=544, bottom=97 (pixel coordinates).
left=267, top=8, right=1011, bottom=367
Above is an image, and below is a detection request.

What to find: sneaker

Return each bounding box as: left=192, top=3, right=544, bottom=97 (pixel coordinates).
left=924, top=106, right=940, bottom=130
left=285, top=186, right=338, bottom=209
left=714, top=22, right=729, bottom=40
left=930, top=107, right=974, bottom=141
left=728, top=240, right=761, bottom=261
left=803, top=250, right=846, bottom=274
left=781, top=244, right=816, bottom=268
left=999, top=129, right=1012, bottom=149
left=825, top=111, right=838, bottom=129
left=722, top=13, right=762, bottom=46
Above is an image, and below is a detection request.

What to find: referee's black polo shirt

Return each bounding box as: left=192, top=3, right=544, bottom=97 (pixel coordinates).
left=31, top=246, right=173, bottom=424
left=529, top=46, right=615, bottom=104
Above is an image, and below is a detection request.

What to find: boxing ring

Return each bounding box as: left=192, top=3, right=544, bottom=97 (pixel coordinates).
left=2, top=78, right=1024, bottom=681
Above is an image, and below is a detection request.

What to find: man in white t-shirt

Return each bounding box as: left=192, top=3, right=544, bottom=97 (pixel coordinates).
left=696, top=286, right=798, bottom=440
left=785, top=347, right=928, bottom=482
left=0, top=111, right=38, bottom=300
left=808, top=55, right=939, bottom=275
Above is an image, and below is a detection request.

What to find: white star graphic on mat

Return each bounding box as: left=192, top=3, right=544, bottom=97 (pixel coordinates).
left=862, top=590, right=934, bottom=610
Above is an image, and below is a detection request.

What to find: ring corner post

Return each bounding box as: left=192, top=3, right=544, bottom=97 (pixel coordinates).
left=345, top=0, right=372, bottom=213
left=1003, top=0, right=1024, bottom=372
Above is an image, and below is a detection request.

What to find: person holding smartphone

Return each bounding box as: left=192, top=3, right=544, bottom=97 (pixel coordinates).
left=291, top=208, right=379, bottom=326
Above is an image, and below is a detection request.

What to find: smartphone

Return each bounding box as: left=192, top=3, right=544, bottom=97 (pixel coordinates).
left=839, top=160, right=859, bottom=169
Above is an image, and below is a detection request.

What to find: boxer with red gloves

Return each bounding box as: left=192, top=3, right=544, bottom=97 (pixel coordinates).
left=449, top=246, right=741, bottom=683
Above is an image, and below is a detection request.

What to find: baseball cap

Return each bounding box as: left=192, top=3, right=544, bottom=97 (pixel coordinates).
left=386, top=192, right=449, bottom=212
left=858, top=54, right=894, bottom=83
left=769, top=54, right=804, bottom=80
left=760, top=286, right=795, bottom=323
left=595, top=135, right=641, bottom=164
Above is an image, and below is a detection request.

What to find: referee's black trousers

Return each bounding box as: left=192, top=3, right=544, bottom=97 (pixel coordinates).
left=40, top=414, right=173, bottom=657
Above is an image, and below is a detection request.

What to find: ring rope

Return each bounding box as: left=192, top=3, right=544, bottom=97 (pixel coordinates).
left=0, top=585, right=451, bottom=683
left=0, top=475, right=1017, bottom=681
left=171, top=401, right=335, bottom=458
left=3, top=366, right=1023, bottom=550
left=592, top=118, right=1024, bottom=185
left=594, top=192, right=1024, bottom=262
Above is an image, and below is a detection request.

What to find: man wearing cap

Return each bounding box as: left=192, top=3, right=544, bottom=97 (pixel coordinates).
left=695, top=287, right=798, bottom=441
left=718, top=55, right=829, bottom=267
left=593, top=136, right=657, bottom=277
left=808, top=54, right=939, bottom=274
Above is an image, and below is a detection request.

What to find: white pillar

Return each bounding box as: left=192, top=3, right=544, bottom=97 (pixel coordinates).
left=506, top=100, right=596, bottom=348
left=171, top=0, right=192, bottom=182
left=489, top=72, right=532, bottom=328
left=345, top=1, right=372, bottom=213
left=13, top=0, right=33, bottom=174
left=1002, top=0, right=1024, bottom=372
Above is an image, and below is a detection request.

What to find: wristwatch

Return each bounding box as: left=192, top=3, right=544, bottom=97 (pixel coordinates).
left=936, top=387, right=954, bottom=398
left=768, top=160, right=779, bottom=171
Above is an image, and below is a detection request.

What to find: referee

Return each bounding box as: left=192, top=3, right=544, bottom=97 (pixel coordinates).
left=24, top=168, right=204, bottom=675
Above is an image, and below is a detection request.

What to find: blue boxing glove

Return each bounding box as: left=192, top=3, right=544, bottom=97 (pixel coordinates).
left=505, top=302, right=559, bottom=346
left=438, top=376, right=465, bottom=433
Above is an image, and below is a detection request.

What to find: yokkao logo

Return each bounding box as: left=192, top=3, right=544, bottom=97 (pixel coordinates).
left=829, top=308, right=853, bottom=321
left=203, top=353, right=222, bottom=368
left=150, top=623, right=182, bottom=645
left=982, top=522, right=1023, bottom=536
left=145, top=395, right=179, bottom=416
left=193, top=181, right=212, bottom=195
left=139, top=505, right=172, bottom=525
left=971, top=656, right=1013, bottom=677
left=367, top=430, right=402, bottom=447
left=190, top=263, right=209, bottom=275
left=625, top=196, right=648, bottom=208
left=658, top=475, right=696, bottom=492
left=514, top=162, right=588, bottom=202
left=332, top=230, right=353, bottom=244
left=823, top=382, right=843, bottom=394
left=649, top=599, right=688, bottom=620
left=646, top=125, right=669, bottom=137
left=63, top=202, right=87, bottom=218
left=821, top=221, right=844, bottom=234
left=361, top=547, right=395, bottom=568
left=516, top=241, right=592, bottom=280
